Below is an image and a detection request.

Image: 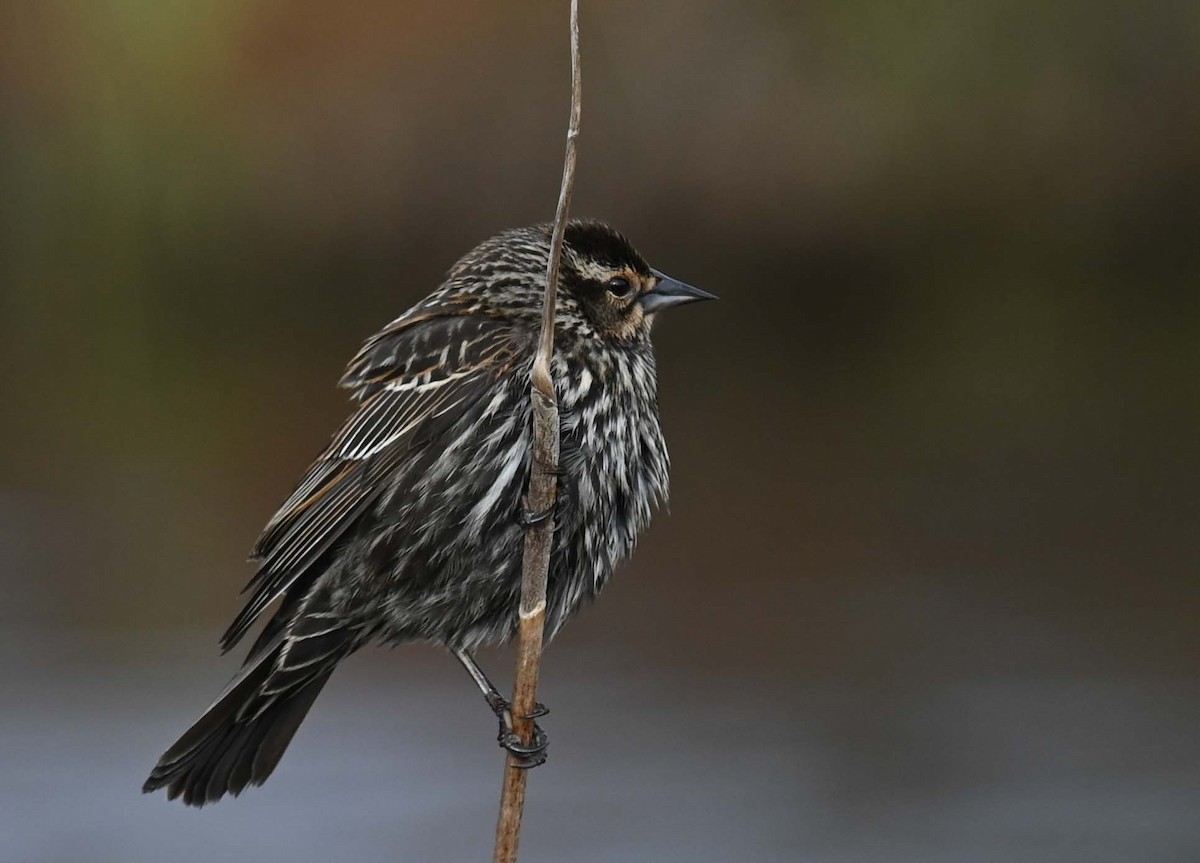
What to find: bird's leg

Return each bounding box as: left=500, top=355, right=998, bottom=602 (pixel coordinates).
left=453, top=648, right=549, bottom=768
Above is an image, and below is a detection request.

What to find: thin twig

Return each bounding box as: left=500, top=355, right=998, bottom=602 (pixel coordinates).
left=492, top=1, right=580, bottom=861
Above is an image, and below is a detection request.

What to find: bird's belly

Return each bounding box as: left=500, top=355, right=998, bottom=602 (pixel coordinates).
left=332, top=401, right=666, bottom=650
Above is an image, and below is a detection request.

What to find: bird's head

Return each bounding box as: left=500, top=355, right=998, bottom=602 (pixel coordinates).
left=558, top=220, right=716, bottom=342
left=449, top=220, right=715, bottom=343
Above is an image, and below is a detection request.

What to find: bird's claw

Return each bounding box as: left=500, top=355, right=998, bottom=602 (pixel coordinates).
left=499, top=725, right=549, bottom=769
left=517, top=505, right=553, bottom=529
left=516, top=482, right=570, bottom=529
left=523, top=702, right=550, bottom=719
left=484, top=693, right=548, bottom=722
left=485, top=693, right=550, bottom=768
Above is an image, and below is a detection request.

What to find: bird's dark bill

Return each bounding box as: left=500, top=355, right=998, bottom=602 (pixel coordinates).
left=642, top=269, right=717, bottom=313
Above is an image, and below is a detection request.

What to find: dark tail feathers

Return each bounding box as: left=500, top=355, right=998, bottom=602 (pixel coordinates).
left=143, top=625, right=350, bottom=806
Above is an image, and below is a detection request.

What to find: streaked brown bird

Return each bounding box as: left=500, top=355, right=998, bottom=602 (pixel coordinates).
left=143, top=220, right=714, bottom=805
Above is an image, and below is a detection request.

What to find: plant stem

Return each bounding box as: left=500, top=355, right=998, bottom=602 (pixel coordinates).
left=491, top=2, right=580, bottom=861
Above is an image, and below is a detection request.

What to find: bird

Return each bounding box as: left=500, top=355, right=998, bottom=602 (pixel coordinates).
left=142, top=219, right=715, bottom=806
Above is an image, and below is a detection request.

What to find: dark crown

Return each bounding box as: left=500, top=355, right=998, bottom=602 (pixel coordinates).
left=562, top=220, right=651, bottom=276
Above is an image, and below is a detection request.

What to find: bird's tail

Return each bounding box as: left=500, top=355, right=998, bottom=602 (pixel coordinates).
left=143, top=617, right=353, bottom=806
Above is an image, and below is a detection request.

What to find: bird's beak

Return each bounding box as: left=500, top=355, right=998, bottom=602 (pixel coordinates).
left=641, top=269, right=718, bottom=314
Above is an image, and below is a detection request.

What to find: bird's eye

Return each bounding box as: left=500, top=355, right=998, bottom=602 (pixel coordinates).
left=606, top=276, right=632, bottom=297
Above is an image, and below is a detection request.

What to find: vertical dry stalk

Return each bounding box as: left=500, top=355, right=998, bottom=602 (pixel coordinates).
left=491, top=1, right=580, bottom=861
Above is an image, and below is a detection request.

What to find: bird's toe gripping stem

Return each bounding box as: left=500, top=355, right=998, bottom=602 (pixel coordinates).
left=517, top=504, right=554, bottom=529
left=517, top=478, right=569, bottom=529
left=486, top=692, right=550, bottom=769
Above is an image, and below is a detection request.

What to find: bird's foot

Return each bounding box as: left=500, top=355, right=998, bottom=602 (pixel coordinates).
left=485, top=692, right=549, bottom=769
left=499, top=725, right=548, bottom=769
left=516, top=480, right=570, bottom=529
left=517, top=504, right=554, bottom=529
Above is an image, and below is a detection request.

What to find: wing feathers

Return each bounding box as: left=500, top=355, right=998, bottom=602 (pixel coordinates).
left=221, top=312, right=521, bottom=652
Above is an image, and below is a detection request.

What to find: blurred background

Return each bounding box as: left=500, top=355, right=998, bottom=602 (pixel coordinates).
left=1, top=1, right=1197, bottom=860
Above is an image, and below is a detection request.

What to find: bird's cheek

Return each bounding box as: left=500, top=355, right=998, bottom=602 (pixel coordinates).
left=615, top=305, right=645, bottom=341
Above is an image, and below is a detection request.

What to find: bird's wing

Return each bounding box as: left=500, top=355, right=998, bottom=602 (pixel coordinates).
left=220, top=303, right=524, bottom=651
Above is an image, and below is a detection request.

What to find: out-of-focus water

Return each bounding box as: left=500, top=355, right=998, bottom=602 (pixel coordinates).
left=3, top=628, right=1196, bottom=863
